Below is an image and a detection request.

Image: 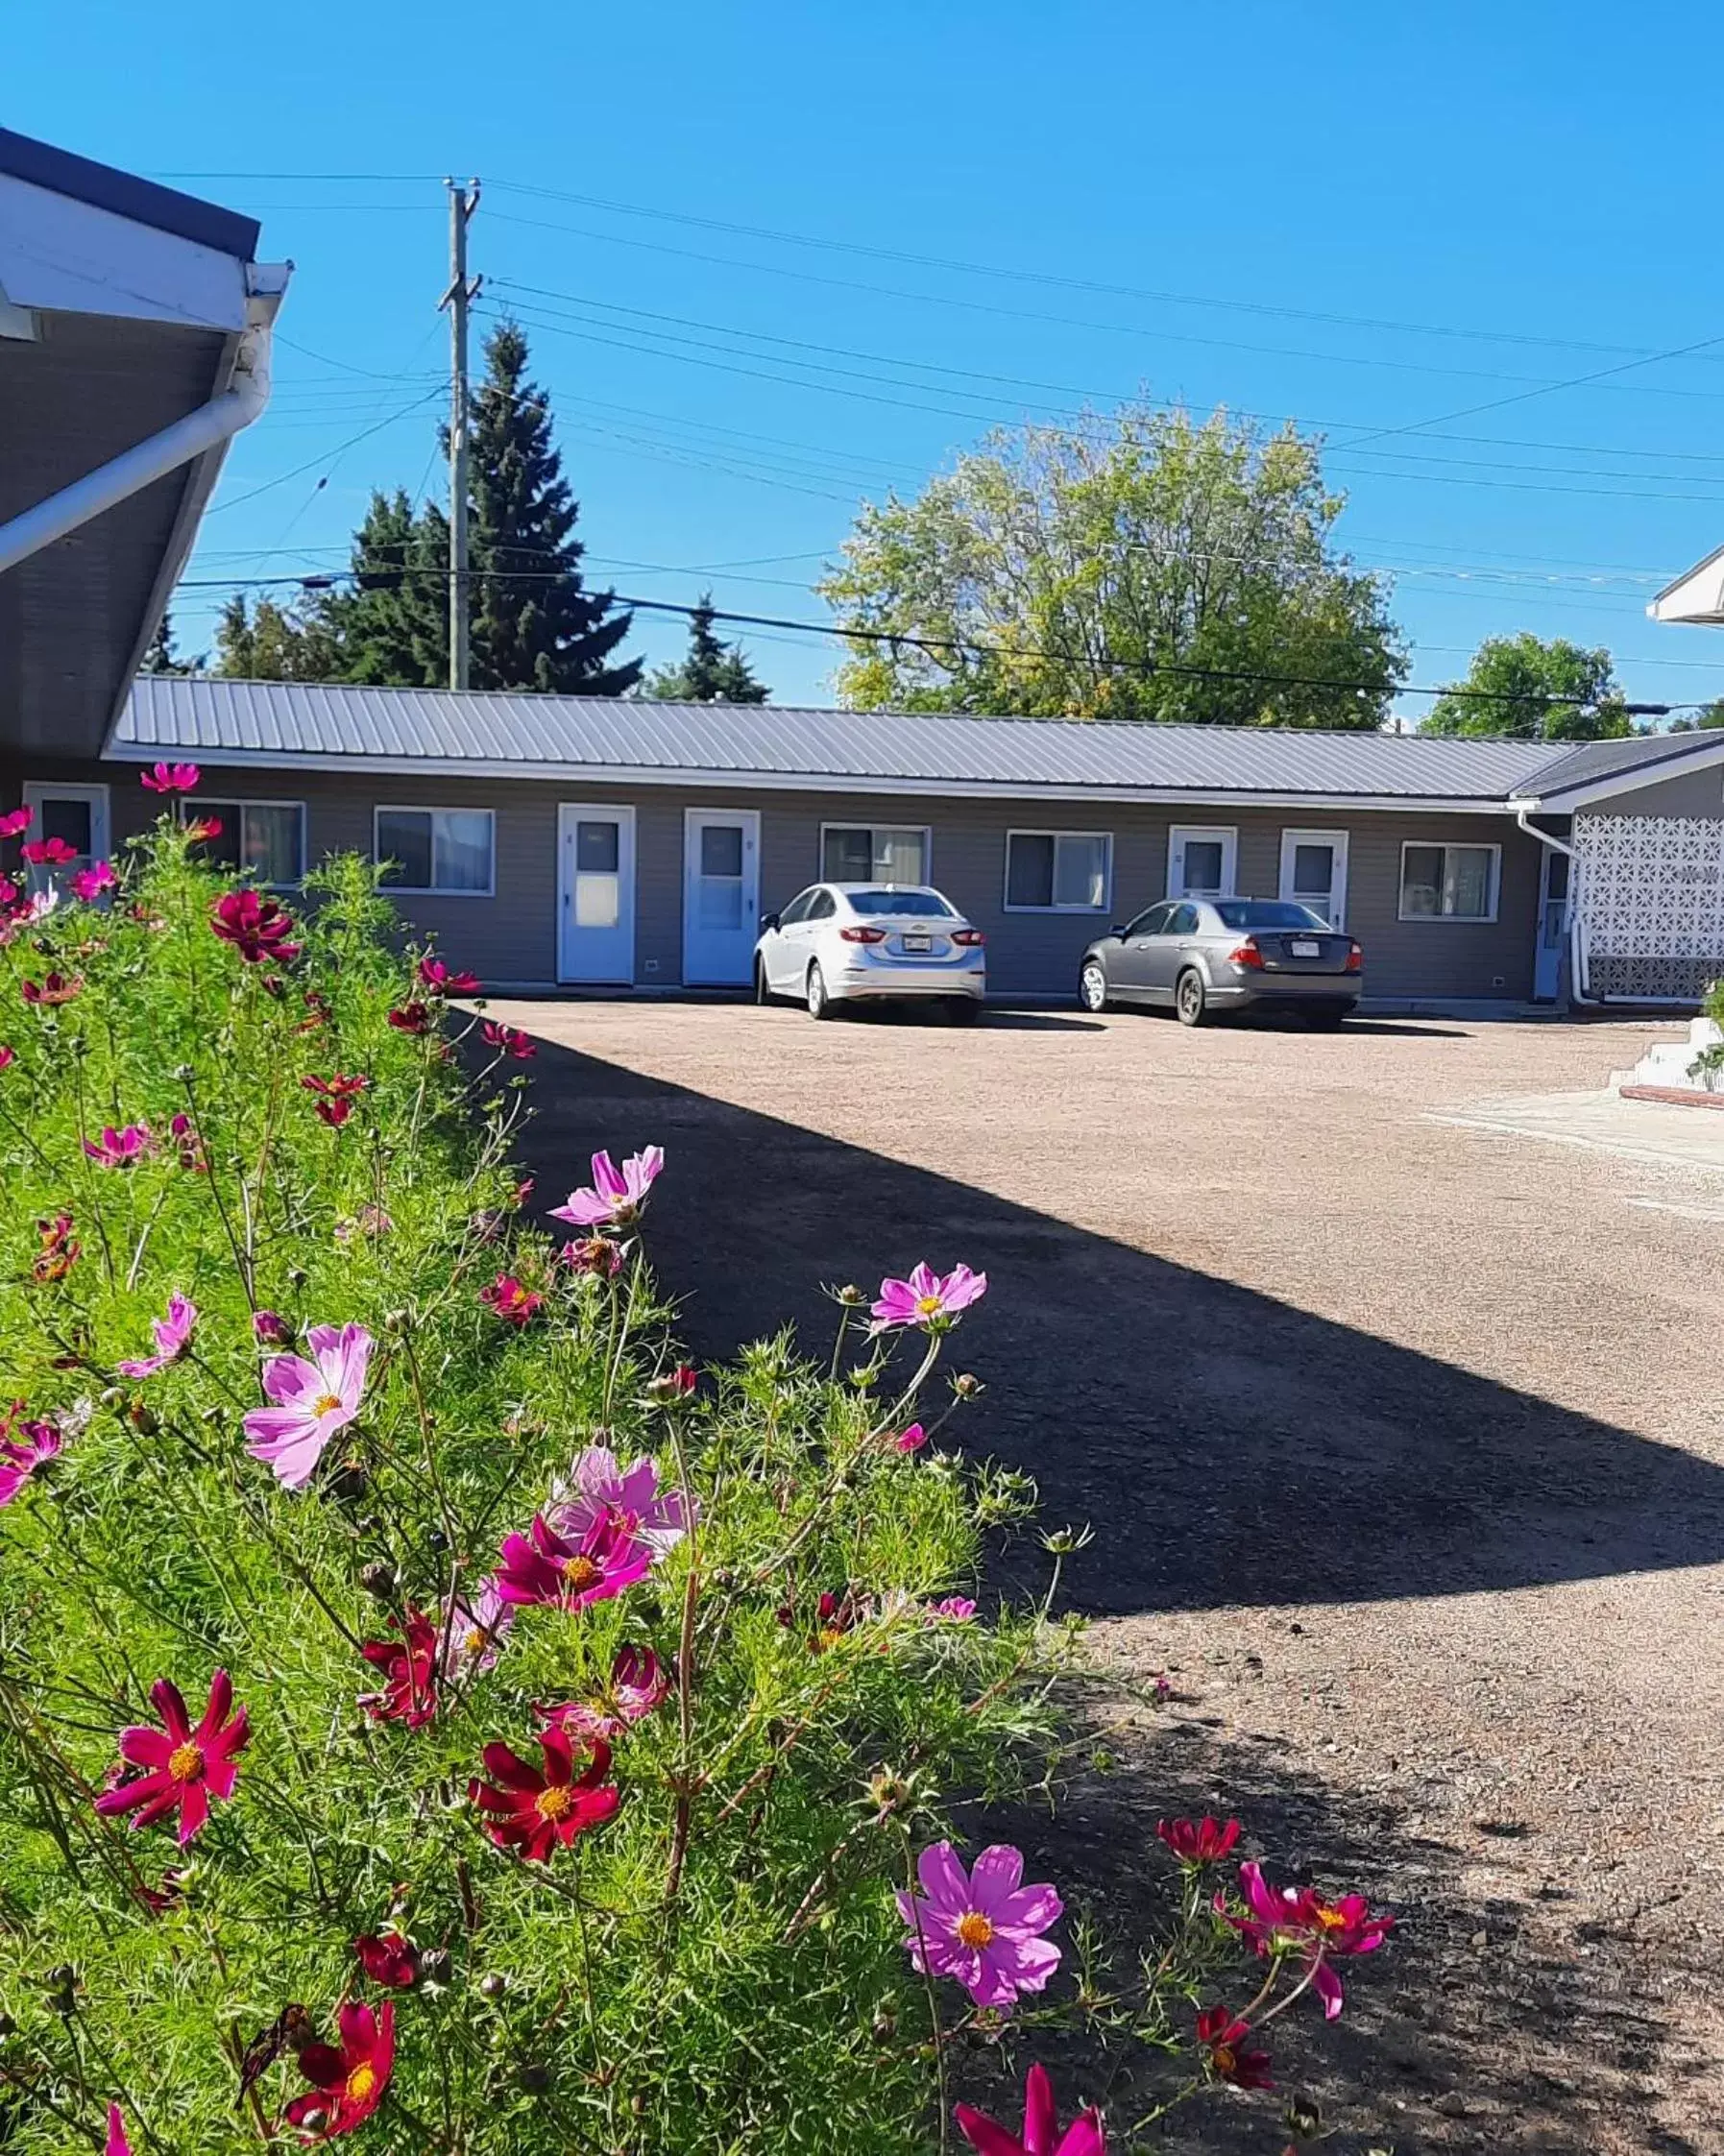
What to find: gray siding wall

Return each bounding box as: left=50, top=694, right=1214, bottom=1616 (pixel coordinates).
left=1581, top=762, right=1724, bottom=821
left=7, top=760, right=1542, bottom=1002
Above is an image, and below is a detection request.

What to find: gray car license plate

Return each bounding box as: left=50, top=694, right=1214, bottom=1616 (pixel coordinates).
left=902, top=933, right=932, bottom=953
left=1290, top=938, right=1321, bottom=957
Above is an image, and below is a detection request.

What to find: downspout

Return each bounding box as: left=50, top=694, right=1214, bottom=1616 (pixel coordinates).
left=0, top=270, right=283, bottom=579
left=1515, top=804, right=1596, bottom=1007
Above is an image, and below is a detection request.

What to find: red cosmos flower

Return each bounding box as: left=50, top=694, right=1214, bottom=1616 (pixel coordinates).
left=0, top=1046, right=13, bottom=1072
left=303, top=1073, right=370, bottom=1128
left=33, top=1210, right=79, bottom=1282
left=479, top=1273, right=544, bottom=1326
left=133, top=1867, right=189, bottom=1918
left=93, top=1671, right=249, bottom=1845
left=779, top=1588, right=859, bottom=1653
left=354, top=1926, right=420, bottom=1988
left=210, top=887, right=301, bottom=965
left=0, top=806, right=32, bottom=838
left=1196, top=2006, right=1274, bottom=2090
left=419, top=956, right=481, bottom=996
left=495, top=1513, right=653, bottom=1611
left=168, top=1111, right=205, bottom=1171
left=21, top=836, right=77, bottom=866
left=358, top=1610, right=440, bottom=1730
left=386, top=1000, right=432, bottom=1035
left=284, top=2001, right=395, bottom=2138
left=21, top=971, right=83, bottom=1007
left=182, top=814, right=224, bottom=844
left=480, top=1020, right=536, bottom=1058
left=1157, top=1816, right=1242, bottom=1866
left=1218, top=1862, right=1395, bottom=2021
left=646, top=1363, right=698, bottom=1403
left=294, top=988, right=332, bottom=1034
left=559, top=1235, right=623, bottom=1279
left=142, top=761, right=201, bottom=794
left=468, top=1729, right=619, bottom=1861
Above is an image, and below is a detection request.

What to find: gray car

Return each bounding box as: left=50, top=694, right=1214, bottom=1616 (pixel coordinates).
left=1079, top=899, right=1362, bottom=1027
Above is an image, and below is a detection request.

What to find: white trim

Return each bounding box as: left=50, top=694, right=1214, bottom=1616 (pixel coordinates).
left=102, top=741, right=1525, bottom=815
left=21, top=779, right=110, bottom=874
left=1002, top=827, right=1113, bottom=912
left=818, top=818, right=934, bottom=882
left=185, top=793, right=307, bottom=886
left=1277, top=827, right=1350, bottom=932
left=557, top=803, right=637, bottom=985
left=1396, top=838, right=1502, bottom=923
left=1167, top=823, right=1237, bottom=900
left=682, top=805, right=761, bottom=987
left=373, top=804, right=497, bottom=898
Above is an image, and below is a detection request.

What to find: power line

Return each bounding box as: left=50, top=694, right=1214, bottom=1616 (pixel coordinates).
left=206, top=388, right=445, bottom=515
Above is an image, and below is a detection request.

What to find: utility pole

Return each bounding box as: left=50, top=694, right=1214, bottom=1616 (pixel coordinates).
left=440, top=178, right=481, bottom=690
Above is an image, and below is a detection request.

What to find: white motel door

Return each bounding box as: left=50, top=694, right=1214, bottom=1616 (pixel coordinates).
left=682, top=808, right=761, bottom=985
left=557, top=805, right=636, bottom=983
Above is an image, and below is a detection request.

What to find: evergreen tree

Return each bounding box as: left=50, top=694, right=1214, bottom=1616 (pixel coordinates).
left=467, top=322, right=640, bottom=695
left=643, top=593, right=770, bottom=703
left=141, top=610, right=199, bottom=675
left=315, top=489, right=448, bottom=687
left=211, top=593, right=338, bottom=681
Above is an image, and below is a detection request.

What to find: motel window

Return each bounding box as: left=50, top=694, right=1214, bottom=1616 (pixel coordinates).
left=821, top=824, right=928, bottom=885
left=185, top=800, right=306, bottom=885
left=1005, top=830, right=1112, bottom=911
left=375, top=807, right=496, bottom=895
left=1398, top=842, right=1500, bottom=923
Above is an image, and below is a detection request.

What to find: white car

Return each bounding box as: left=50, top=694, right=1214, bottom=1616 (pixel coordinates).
left=753, top=882, right=986, bottom=1022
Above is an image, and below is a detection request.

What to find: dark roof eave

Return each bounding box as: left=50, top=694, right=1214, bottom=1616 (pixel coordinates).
left=0, top=128, right=259, bottom=260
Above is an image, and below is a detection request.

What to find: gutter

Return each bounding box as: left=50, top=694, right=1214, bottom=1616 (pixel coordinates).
left=1514, top=804, right=1596, bottom=1006
left=0, top=262, right=288, bottom=580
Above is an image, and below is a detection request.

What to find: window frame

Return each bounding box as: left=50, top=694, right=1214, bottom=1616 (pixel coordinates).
left=373, top=804, right=498, bottom=899
left=818, top=821, right=933, bottom=888
left=182, top=796, right=307, bottom=888
left=1002, top=827, right=1114, bottom=914
left=1397, top=839, right=1502, bottom=925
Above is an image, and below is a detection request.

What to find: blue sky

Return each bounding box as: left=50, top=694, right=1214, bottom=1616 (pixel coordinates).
left=15, top=0, right=1724, bottom=716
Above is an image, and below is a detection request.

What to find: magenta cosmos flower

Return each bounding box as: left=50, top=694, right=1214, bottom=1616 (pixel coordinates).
left=546, top=1443, right=692, bottom=1563
left=1219, top=1861, right=1394, bottom=2021
left=142, top=761, right=200, bottom=794
left=540, top=1644, right=668, bottom=1740
left=495, top=1513, right=652, bottom=1611
left=419, top=956, right=480, bottom=995
left=898, top=1842, right=1062, bottom=2011
left=243, top=1321, right=373, bottom=1490
left=116, top=1292, right=197, bottom=1379
left=21, top=836, right=77, bottom=867
left=479, top=1019, right=535, bottom=1058
left=871, top=1262, right=988, bottom=1333
left=94, top=1671, right=249, bottom=1844
left=0, top=1416, right=61, bottom=1507
left=106, top=2106, right=133, bottom=2156
left=469, top=1730, right=619, bottom=1860
left=479, top=1272, right=544, bottom=1325
left=70, top=860, right=116, bottom=902
left=0, top=806, right=31, bottom=839
left=549, top=1146, right=664, bottom=1230
left=1157, top=1816, right=1241, bottom=1866
left=285, top=2001, right=395, bottom=2138
left=84, top=1123, right=152, bottom=1168
left=955, top=2063, right=1104, bottom=2156
left=210, top=887, right=301, bottom=965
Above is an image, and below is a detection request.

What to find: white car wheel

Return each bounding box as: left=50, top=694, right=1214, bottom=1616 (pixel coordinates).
left=806, top=962, right=835, bottom=1020
left=1080, top=960, right=1109, bottom=1013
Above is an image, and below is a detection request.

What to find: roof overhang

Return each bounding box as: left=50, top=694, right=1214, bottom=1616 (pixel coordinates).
left=0, top=130, right=285, bottom=762
left=1648, top=542, right=1724, bottom=626
left=1512, top=730, right=1724, bottom=814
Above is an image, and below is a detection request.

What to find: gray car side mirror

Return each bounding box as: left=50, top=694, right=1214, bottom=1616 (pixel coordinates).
left=1110, top=924, right=1126, bottom=938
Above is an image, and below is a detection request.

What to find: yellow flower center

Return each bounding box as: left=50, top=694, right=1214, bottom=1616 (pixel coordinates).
left=345, top=2063, right=377, bottom=2104
left=915, top=1295, right=944, bottom=1316
left=463, top=1627, right=485, bottom=1655
left=1211, top=2043, right=1236, bottom=2075
left=1314, top=1905, right=1348, bottom=1931
left=561, top=1557, right=602, bottom=1595
left=955, top=1911, right=994, bottom=1950
left=312, top=1392, right=343, bottom=1417
left=815, top=1627, right=848, bottom=1653
left=167, top=1741, right=204, bottom=1783
left=535, top=1783, right=576, bottom=1822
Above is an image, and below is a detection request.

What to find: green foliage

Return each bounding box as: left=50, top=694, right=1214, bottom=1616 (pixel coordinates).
left=1669, top=697, right=1724, bottom=732
left=1420, top=633, right=1634, bottom=739
left=139, top=612, right=200, bottom=677
left=315, top=488, right=449, bottom=689
left=642, top=594, right=770, bottom=704
left=816, top=404, right=1405, bottom=726
left=211, top=593, right=340, bottom=683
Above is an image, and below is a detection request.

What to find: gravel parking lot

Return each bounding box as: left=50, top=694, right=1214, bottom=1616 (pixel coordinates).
left=494, top=996, right=1724, bottom=2153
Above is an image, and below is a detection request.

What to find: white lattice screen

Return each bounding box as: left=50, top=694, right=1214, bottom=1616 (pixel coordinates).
left=1573, top=813, right=1724, bottom=998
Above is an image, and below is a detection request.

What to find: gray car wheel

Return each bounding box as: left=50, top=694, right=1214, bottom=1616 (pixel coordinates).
left=806, top=961, right=835, bottom=1020
left=1175, top=969, right=1209, bottom=1028
left=1079, top=959, right=1109, bottom=1013
left=754, top=957, right=773, bottom=1006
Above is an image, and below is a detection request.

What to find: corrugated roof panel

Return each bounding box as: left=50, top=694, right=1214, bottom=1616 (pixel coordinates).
left=113, top=677, right=1692, bottom=801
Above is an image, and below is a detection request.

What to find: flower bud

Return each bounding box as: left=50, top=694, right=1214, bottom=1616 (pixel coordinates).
left=297, top=2108, right=328, bottom=2134
left=172, top=1063, right=195, bottom=1082
left=478, top=1971, right=508, bottom=1999
left=419, top=1948, right=451, bottom=1985
left=99, top=1386, right=125, bottom=1408
left=359, top=1561, right=398, bottom=1600
left=252, top=1308, right=290, bottom=1344
left=871, top=2003, right=897, bottom=2044
left=287, top=1266, right=309, bottom=1290
left=837, top=1283, right=865, bottom=1306
left=953, top=1371, right=983, bottom=1399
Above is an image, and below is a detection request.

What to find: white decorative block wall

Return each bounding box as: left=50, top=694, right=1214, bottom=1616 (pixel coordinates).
left=1574, top=814, right=1724, bottom=999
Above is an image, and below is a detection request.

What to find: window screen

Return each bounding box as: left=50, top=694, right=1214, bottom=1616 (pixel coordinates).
left=822, top=826, right=927, bottom=884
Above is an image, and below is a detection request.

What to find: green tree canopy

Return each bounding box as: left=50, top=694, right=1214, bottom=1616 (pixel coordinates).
left=1669, top=696, right=1724, bottom=732
left=211, top=593, right=338, bottom=681
left=140, top=609, right=200, bottom=675
left=1420, top=634, right=1634, bottom=740
left=312, top=488, right=449, bottom=688
left=642, top=594, right=770, bottom=703
left=815, top=403, right=1405, bottom=726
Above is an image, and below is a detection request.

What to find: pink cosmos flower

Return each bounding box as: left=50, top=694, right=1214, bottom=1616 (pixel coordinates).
left=0, top=1046, right=12, bottom=1073
left=1157, top=1816, right=1241, bottom=1866
left=142, top=762, right=200, bottom=793
left=0, top=806, right=32, bottom=838
left=93, top=1670, right=248, bottom=1844
left=925, top=1596, right=978, bottom=1624
left=540, top=1644, right=669, bottom=1740
left=84, top=1123, right=153, bottom=1169
left=495, top=1514, right=653, bottom=1611
left=955, top=2064, right=1105, bottom=2156
left=116, top=1292, right=197, bottom=1379
left=479, top=1273, right=544, bottom=1326
left=468, top=1731, right=619, bottom=1861
left=895, top=1422, right=929, bottom=1452
left=210, top=887, right=301, bottom=965
left=242, top=1321, right=373, bottom=1490
left=358, top=1609, right=440, bottom=1729
left=354, top=1927, right=420, bottom=1988
left=480, top=1020, right=536, bottom=1058
left=1218, top=1861, right=1394, bottom=2021
left=252, top=1308, right=291, bottom=1345
left=559, top=1235, right=624, bottom=1278
left=0, top=1417, right=61, bottom=1507
left=419, top=956, right=481, bottom=996
left=22, top=971, right=84, bottom=1007
left=546, top=1443, right=692, bottom=1563
left=168, top=1111, right=205, bottom=1171
left=871, top=1262, right=988, bottom=1332
left=285, top=2001, right=394, bottom=2138
left=70, top=860, right=116, bottom=902
left=898, top=1843, right=1062, bottom=2011
left=549, top=1146, right=664, bottom=1230
left=21, top=836, right=78, bottom=867
left=442, top=1577, right=514, bottom=1678
left=107, top=2107, right=133, bottom=2156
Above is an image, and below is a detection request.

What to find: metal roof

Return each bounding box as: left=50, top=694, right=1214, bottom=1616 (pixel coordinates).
left=117, top=676, right=1682, bottom=804
left=0, top=128, right=260, bottom=261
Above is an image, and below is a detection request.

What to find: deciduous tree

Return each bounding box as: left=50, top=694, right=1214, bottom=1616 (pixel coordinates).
left=1420, top=634, right=1633, bottom=740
